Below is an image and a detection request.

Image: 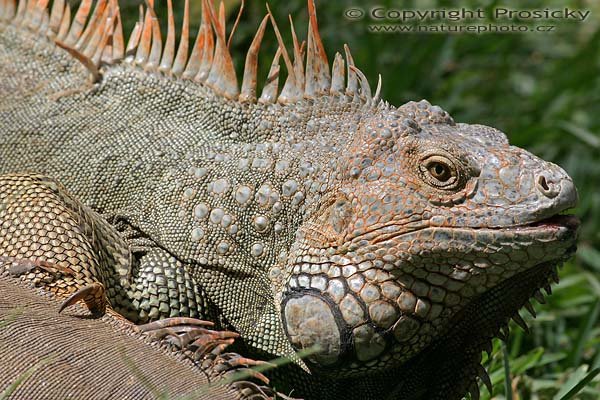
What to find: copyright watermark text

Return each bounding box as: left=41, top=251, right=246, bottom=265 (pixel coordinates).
left=344, top=7, right=591, bottom=33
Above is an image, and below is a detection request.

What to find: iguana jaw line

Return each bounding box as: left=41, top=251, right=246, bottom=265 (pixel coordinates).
left=281, top=249, right=575, bottom=379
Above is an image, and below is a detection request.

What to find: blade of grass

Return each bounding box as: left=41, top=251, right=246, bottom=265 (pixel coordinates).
left=555, top=367, right=600, bottom=400
left=0, top=306, right=24, bottom=329
left=568, top=299, right=600, bottom=367
left=502, top=341, right=513, bottom=400
left=0, top=356, right=54, bottom=399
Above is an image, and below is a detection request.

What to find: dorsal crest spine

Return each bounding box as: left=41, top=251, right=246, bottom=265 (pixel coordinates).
left=0, top=0, right=380, bottom=105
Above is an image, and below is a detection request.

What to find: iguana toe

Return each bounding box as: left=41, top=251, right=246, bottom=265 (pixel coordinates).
left=136, top=316, right=216, bottom=331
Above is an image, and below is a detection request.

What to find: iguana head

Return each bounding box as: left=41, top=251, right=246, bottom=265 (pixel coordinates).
left=281, top=100, right=579, bottom=378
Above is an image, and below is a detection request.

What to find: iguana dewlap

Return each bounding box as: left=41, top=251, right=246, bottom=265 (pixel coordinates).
left=0, top=0, right=579, bottom=399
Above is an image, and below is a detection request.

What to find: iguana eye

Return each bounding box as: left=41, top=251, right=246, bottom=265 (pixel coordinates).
left=419, top=155, right=460, bottom=189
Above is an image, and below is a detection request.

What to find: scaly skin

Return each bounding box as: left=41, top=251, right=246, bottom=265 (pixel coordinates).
left=0, top=1, right=579, bottom=399
left=0, top=272, right=259, bottom=400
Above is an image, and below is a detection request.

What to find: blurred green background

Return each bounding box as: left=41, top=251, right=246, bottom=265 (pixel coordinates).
left=116, top=0, right=600, bottom=398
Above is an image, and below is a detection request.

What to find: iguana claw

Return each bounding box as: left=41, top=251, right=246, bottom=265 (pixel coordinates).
left=214, top=354, right=274, bottom=385
left=137, top=317, right=275, bottom=386
left=137, top=317, right=240, bottom=355
left=58, top=282, right=107, bottom=317
left=1, top=256, right=109, bottom=318
left=188, top=330, right=239, bottom=354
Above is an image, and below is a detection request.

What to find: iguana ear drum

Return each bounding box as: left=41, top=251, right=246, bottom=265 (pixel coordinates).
left=282, top=290, right=349, bottom=366
left=282, top=288, right=406, bottom=370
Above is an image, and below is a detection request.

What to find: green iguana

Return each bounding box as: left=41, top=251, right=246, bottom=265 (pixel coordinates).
left=0, top=0, right=580, bottom=399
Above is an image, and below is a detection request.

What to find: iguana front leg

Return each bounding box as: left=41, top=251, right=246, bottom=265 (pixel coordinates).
left=0, top=173, right=129, bottom=312
left=0, top=173, right=219, bottom=335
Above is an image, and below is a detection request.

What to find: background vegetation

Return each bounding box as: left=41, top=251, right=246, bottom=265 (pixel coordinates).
left=116, top=0, right=600, bottom=398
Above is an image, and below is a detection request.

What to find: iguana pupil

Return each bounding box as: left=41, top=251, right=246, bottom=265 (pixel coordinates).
left=429, top=162, right=451, bottom=182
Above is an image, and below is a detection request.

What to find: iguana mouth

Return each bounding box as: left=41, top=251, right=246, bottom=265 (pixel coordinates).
left=349, top=212, right=579, bottom=246
left=491, top=213, right=580, bottom=241
left=441, top=212, right=580, bottom=236
left=524, top=213, right=580, bottom=230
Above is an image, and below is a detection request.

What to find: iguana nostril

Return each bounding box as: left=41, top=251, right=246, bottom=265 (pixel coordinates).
left=536, top=172, right=559, bottom=198
left=538, top=175, right=549, bottom=191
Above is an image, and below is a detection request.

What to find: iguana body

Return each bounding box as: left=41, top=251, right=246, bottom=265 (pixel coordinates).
left=0, top=0, right=579, bottom=399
